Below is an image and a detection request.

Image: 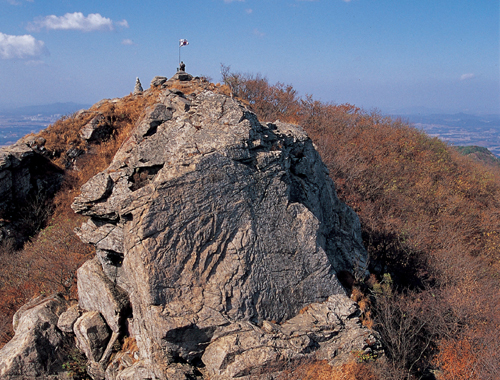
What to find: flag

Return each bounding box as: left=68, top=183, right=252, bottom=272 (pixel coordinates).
left=179, top=39, right=189, bottom=47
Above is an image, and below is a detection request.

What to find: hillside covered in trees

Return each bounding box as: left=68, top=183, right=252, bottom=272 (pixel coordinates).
left=0, top=70, right=499, bottom=380
left=454, top=145, right=500, bottom=167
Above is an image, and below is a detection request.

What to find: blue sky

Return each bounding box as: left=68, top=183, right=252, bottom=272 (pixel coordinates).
left=0, top=0, right=498, bottom=115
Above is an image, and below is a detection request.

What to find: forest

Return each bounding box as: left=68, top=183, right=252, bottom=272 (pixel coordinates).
left=0, top=69, right=498, bottom=379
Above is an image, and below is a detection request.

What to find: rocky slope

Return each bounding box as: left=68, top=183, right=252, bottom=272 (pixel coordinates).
left=0, top=137, right=63, bottom=246
left=0, top=73, right=380, bottom=379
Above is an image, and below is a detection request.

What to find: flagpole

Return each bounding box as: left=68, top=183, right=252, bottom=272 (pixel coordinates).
left=178, top=39, right=188, bottom=68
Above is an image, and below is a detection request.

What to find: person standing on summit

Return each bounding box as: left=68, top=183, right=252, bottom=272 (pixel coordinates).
left=179, top=61, right=185, bottom=72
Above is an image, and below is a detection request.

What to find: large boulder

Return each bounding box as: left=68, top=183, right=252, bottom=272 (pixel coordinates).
left=71, top=83, right=371, bottom=378
left=80, top=113, right=113, bottom=142
left=74, top=311, right=112, bottom=363
left=0, top=143, right=34, bottom=210
left=77, top=257, right=131, bottom=334
left=0, top=293, right=71, bottom=379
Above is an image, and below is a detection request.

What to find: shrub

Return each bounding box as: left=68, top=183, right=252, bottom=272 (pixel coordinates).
left=62, top=348, right=91, bottom=379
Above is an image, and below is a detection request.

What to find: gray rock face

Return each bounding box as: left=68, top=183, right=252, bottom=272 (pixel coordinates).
left=77, top=257, right=131, bottom=333
left=0, top=141, right=64, bottom=245
left=57, top=304, right=82, bottom=333
left=202, top=295, right=382, bottom=379
left=74, top=311, right=112, bottom=363
left=71, top=85, right=371, bottom=378
left=80, top=113, right=113, bottom=142
left=0, top=143, right=35, bottom=211
left=0, top=294, right=71, bottom=379
left=150, top=76, right=167, bottom=88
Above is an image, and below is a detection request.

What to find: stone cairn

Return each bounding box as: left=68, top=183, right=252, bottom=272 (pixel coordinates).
left=133, top=77, right=143, bottom=95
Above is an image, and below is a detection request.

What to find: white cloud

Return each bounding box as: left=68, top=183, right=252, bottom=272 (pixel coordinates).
left=27, top=12, right=128, bottom=32
left=121, top=39, right=134, bottom=45
left=116, top=20, right=129, bottom=28
left=0, top=32, right=46, bottom=59
left=224, top=0, right=244, bottom=3
left=253, top=28, right=265, bottom=37
left=460, top=73, right=475, bottom=81
left=245, top=8, right=253, bottom=14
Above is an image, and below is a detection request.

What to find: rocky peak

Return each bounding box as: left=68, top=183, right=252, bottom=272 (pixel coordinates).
left=0, top=75, right=379, bottom=379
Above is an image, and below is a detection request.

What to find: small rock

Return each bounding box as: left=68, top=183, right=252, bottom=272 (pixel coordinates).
left=80, top=114, right=113, bottom=141
left=58, top=304, right=82, bottom=333
left=150, top=76, right=167, bottom=87
left=171, top=71, right=194, bottom=81
left=67, top=146, right=84, bottom=159
left=113, top=360, right=156, bottom=380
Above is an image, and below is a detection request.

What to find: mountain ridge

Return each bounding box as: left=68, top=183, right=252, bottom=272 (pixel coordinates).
left=0, top=102, right=92, bottom=116
left=0, top=71, right=498, bottom=380
left=0, top=74, right=382, bottom=379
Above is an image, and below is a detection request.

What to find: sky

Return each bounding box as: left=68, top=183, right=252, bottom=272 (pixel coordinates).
left=0, top=0, right=498, bottom=115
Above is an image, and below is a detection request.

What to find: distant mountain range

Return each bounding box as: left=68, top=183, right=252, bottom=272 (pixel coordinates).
left=391, top=113, right=500, bottom=158
left=2, top=103, right=500, bottom=158
left=0, top=102, right=91, bottom=147
left=398, top=113, right=500, bottom=129
left=1, top=102, right=91, bottom=117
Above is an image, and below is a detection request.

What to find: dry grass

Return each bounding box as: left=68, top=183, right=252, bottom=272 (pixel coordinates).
left=37, top=87, right=161, bottom=172
left=121, top=336, right=139, bottom=355
left=277, top=359, right=381, bottom=380
left=0, top=85, right=163, bottom=347
left=350, top=287, right=374, bottom=329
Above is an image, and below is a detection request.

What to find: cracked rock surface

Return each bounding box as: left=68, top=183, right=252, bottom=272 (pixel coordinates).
left=0, top=294, right=72, bottom=379
left=71, top=82, right=376, bottom=379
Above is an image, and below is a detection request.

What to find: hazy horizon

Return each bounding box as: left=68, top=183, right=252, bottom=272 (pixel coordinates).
left=1, top=101, right=499, bottom=119
left=2, top=102, right=500, bottom=156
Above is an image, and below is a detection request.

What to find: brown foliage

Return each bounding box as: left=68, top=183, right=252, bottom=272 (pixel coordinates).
left=276, top=359, right=380, bottom=380
left=0, top=87, right=163, bottom=347
left=121, top=337, right=139, bottom=354
left=0, top=215, right=94, bottom=344
left=221, top=64, right=301, bottom=123
left=433, top=337, right=480, bottom=380
left=223, top=69, right=500, bottom=379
